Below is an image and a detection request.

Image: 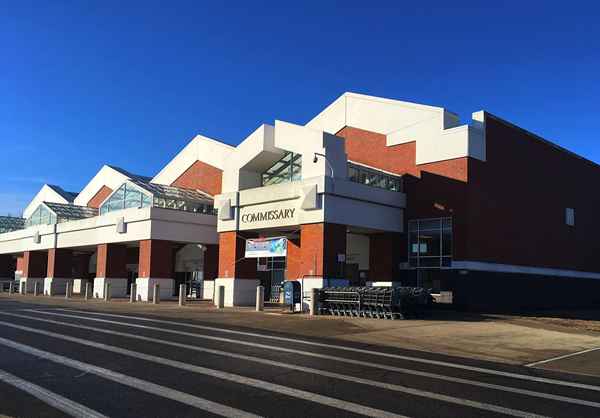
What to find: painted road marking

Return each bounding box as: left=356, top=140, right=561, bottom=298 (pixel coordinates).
left=0, top=368, right=109, bottom=418
left=44, top=308, right=600, bottom=393
left=0, top=336, right=259, bottom=418
left=0, top=321, right=409, bottom=418
left=526, top=348, right=600, bottom=367
left=7, top=311, right=600, bottom=411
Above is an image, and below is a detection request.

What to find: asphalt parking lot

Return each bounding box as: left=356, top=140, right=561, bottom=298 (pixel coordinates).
left=0, top=297, right=600, bottom=417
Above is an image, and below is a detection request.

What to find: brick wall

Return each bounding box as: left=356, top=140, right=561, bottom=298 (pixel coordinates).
left=139, top=240, right=174, bottom=279
left=171, top=160, right=223, bottom=196
left=87, top=186, right=113, bottom=208
left=466, top=115, right=600, bottom=271
left=96, top=244, right=128, bottom=278
left=46, top=248, right=73, bottom=278
left=22, top=251, right=48, bottom=278
left=217, top=232, right=256, bottom=279
left=299, top=223, right=347, bottom=279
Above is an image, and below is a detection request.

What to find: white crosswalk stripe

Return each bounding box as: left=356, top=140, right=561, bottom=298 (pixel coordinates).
left=0, top=368, right=109, bottom=418
left=0, top=335, right=260, bottom=418
left=0, top=320, right=410, bottom=418
left=7, top=310, right=600, bottom=411
left=54, top=308, right=600, bottom=393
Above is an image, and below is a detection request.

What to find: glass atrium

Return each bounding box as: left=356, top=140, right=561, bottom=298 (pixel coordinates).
left=99, top=180, right=215, bottom=216
left=25, top=203, right=98, bottom=227
left=261, top=152, right=302, bottom=187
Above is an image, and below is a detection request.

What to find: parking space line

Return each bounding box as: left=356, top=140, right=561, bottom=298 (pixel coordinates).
left=52, top=308, right=600, bottom=393
left=0, top=368, right=109, bottom=418
left=0, top=321, right=409, bottom=418
left=0, top=336, right=260, bottom=418
left=6, top=311, right=600, bottom=410
left=526, top=348, right=600, bottom=367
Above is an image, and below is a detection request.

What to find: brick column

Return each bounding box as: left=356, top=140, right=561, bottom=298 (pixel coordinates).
left=369, top=233, right=403, bottom=283
left=20, top=251, right=47, bottom=293
left=215, top=232, right=259, bottom=307
left=299, top=223, right=347, bottom=281
left=94, top=244, right=128, bottom=298
left=44, top=248, right=73, bottom=295
left=136, top=240, right=174, bottom=301
left=204, top=244, right=218, bottom=281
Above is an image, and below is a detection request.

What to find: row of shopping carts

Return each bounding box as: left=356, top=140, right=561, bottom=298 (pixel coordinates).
left=317, top=286, right=432, bottom=319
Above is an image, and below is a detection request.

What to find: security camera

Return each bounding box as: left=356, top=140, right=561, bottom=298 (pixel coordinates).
left=313, top=155, right=318, bottom=163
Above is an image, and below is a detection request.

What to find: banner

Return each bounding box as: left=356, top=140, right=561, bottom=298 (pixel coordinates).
left=245, top=237, right=288, bottom=258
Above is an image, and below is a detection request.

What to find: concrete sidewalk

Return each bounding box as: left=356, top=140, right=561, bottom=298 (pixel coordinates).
left=2, top=293, right=599, bottom=372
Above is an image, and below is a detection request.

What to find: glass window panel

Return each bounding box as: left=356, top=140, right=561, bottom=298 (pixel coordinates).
left=419, top=219, right=442, bottom=231
left=141, top=194, right=151, bottom=207
left=442, top=229, right=452, bottom=256
left=419, top=232, right=441, bottom=257
left=419, top=257, right=442, bottom=268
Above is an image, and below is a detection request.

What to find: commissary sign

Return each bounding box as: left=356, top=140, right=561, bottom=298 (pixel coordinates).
left=237, top=201, right=299, bottom=230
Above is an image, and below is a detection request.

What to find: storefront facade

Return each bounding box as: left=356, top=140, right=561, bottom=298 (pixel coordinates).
left=1, top=92, right=599, bottom=309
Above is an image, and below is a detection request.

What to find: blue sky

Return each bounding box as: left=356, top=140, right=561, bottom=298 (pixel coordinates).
left=1, top=1, right=598, bottom=215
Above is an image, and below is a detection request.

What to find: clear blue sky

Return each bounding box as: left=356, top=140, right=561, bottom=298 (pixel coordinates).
left=1, top=1, right=598, bottom=215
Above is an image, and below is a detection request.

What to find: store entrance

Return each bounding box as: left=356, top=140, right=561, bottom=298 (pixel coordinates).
left=256, top=257, right=286, bottom=303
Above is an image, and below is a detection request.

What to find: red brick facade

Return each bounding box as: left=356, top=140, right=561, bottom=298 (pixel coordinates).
left=171, top=160, right=223, bottom=196
left=46, top=248, right=73, bottom=278
left=218, top=232, right=256, bottom=279
left=87, top=185, right=113, bottom=209
left=139, top=239, right=174, bottom=279
left=96, top=244, right=128, bottom=278
left=203, top=244, right=219, bottom=281
left=22, top=251, right=48, bottom=278
left=369, top=233, right=403, bottom=281
left=298, top=223, right=347, bottom=279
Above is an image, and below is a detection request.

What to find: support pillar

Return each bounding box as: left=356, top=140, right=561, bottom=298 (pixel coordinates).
left=94, top=243, right=128, bottom=299
left=215, top=232, right=259, bottom=307
left=19, top=251, right=47, bottom=294
left=136, top=240, right=175, bottom=302
left=202, top=244, right=218, bottom=299
left=44, top=248, right=73, bottom=296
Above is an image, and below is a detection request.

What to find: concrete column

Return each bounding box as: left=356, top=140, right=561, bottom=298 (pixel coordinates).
left=310, top=288, right=319, bottom=316
left=104, top=283, right=111, bottom=302
left=65, top=281, right=72, bottom=299
left=136, top=240, right=174, bottom=302
left=216, top=285, right=225, bottom=309
left=8, top=281, right=14, bottom=295
left=84, top=282, right=91, bottom=301
left=94, top=243, right=128, bottom=299
left=256, top=286, right=264, bottom=311
left=152, top=283, right=160, bottom=304
left=33, top=282, right=40, bottom=296
left=179, top=284, right=186, bottom=306
left=130, top=283, right=137, bottom=303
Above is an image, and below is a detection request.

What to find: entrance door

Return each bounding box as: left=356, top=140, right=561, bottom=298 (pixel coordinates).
left=257, top=257, right=286, bottom=302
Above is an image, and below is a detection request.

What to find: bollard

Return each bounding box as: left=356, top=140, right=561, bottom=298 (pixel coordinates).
left=153, top=283, right=160, bottom=304
left=179, top=284, right=186, bottom=306
left=130, top=283, right=136, bottom=303
left=65, top=282, right=71, bottom=299
left=256, top=286, right=264, bottom=312
left=21, top=282, right=26, bottom=295
left=309, top=288, right=319, bottom=316
left=34, top=282, right=40, bottom=297
left=217, top=285, right=225, bottom=309
left=84, top=282, right=91, bottom=301
left=104, top=283, right=111, bottom=302
left=9, top=281, right=14, bottom=295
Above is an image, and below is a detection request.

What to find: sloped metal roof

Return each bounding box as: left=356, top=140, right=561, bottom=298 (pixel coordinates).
left=46, top=185, right=79, bottom=202
left=43, top=202, right=98, bottom=220
left=0, top=216, right=25, bottom=233
left=129, top=179, right=214, bottom=202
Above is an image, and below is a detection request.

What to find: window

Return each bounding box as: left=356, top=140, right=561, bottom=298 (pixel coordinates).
left=408, top=217, right=452, bottom=268
left=566, top=208, right=575, bottom=227
left=261, top=152, right=302, bottom=187
left=347, top=162, right=402, bottom=192
left=100, top=183, right=151, bottom=215
left=25, top=205, right=56, bottom=227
